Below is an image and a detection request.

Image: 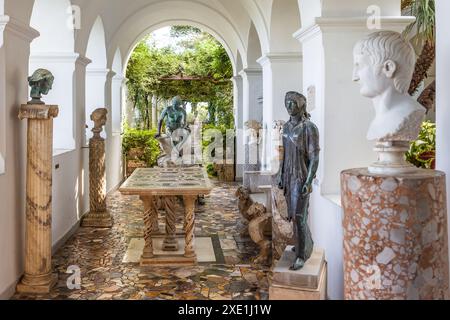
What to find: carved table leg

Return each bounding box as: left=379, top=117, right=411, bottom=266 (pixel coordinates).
left=140, top=196, right=157, bottom=259
left=183, top=196, right=197, bottom=258
left=163, top=196, right=179, bottom=251
left=151, top=197, right=160, bottom=234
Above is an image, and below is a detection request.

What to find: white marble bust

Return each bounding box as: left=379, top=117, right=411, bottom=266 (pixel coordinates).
left=353, top=31, right=426, bottom=142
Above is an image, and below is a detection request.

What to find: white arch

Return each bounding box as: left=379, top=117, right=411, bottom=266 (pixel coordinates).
left=246, top=22, right=262, bottom=68
left=107, top=0, right=248, bottom=75
left=122, top=21, right=239, bottom=77
left=270, top=0, right=302, bottom=52
left=85, top=15, right=108, bottom=141
left=86, top=16, right=107, bottom=69
left=240, top=0, right=270, bottom=54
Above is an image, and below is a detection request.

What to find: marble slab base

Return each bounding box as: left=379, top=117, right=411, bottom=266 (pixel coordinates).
left=123, top=237, right=216, bottom=265
left=270, top=247, right=327, bottom=300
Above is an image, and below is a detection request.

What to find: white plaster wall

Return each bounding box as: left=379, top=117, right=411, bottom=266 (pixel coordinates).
left=30, top=0, right=74, bottom=53
left=0, top=21, right=5, bottom=175
left=435, top=0, right=450, bottom=286
left=0, top=16, right=37, bottom=299
left=309, top=190, right=344, bottom=300
left=29, top=55, right=77, bottom=150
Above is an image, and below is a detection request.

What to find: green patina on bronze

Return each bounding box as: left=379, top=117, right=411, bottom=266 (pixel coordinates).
left=278, top=91, right=320, bottom=271
left=155, top=96, right=189, bottom=137
left=28, top=69, right=55, bottom=105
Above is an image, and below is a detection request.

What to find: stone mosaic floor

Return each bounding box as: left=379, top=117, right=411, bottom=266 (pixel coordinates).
left=13, top=182, right=270, bottom=300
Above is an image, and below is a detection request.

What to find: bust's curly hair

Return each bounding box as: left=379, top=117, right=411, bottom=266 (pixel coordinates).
left=285, top=91, right=310, bottom=120
left=28, top=69, right=54, bottom=84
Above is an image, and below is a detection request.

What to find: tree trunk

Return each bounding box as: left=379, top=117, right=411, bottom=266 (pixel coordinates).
left=417, top=80, right=436, bottom=113
left=152, top=96, right=158, bottom=129
left=409, top=40, right=435, bottom=95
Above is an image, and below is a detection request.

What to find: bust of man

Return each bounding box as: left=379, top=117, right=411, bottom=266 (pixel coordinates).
left=353, top=31, right=426, bottom=142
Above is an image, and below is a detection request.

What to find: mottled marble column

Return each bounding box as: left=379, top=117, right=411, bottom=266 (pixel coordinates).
left=341, top=168, right=449, bottom=300
left=16, top=104, right=59, bottom=294
left=82, top=108, right=113, bottom=228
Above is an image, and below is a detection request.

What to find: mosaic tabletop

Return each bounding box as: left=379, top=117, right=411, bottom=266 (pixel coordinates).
left=119, top=166, right=213, bottom=197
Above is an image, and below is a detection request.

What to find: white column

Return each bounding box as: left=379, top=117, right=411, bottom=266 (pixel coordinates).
left=239, top=68, right=263, bottom=125
left=239, top=68, right=263, bottom=174
left=232, top=74, right=244, bottom=180
left=111, top=75, right=125, bottom=135
left=257, top=53, right=302, bottom=171
left=29, top=52, right=79, bottom=151
left=436, top=0, right=450, bottom=286
left=105, top=71, right=125, bottom=192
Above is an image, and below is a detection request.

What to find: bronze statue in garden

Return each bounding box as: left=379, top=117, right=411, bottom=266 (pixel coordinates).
left=278, top=91, right=320, bottom=271
left=155, top=96, right=189, bottom=138
left=27, top=69, right=54, bottom=105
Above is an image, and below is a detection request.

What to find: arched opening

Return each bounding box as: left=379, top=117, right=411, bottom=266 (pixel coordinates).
left=29, top=0, right=77, bottom=152
left=122, top=25, right=236, bottom=180
left=85, top=16, right=108, bottom=143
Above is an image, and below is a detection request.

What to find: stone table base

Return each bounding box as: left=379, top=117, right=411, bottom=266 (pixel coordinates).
left=341, top=168, right=449, bottom=300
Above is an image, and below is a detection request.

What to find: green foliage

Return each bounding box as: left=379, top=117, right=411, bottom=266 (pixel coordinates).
left=206, top=164, right=218, bottom=178
left=404, top=0, right=435, bottom=45
left=201, top=124, right=230, bottom=177
left=406, top=121, right=436, bottom=169
left=170, top=26, right=202, bottom=37
left=122, top=126, right=161, bottom=167
left=125, top=26, right=235, bottom=131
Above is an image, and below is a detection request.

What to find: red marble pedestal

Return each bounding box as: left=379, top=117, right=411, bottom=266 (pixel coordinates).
left=341, top=168, right=449, bottom=300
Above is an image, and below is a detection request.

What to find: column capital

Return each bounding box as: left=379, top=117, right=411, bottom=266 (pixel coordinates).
left=30, top=52, right=81, bottom=64
left=107, top=70, right=117, bottom=79
left=257, top=52, right=302, bottom=67
left=76, top=55, right=92, bottom=67
left=294, top=16, right=416, bottom=44
left=86, top=67, right=111, bottom=77
left=0, top=15, right=40, bottom=45
left=239, top=67, right=262, bottom=77
left=19, top=104, right=59, bottom=120
left=112, top=75, right=126, bottom=83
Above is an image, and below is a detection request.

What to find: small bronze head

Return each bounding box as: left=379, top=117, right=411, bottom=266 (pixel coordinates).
left=28, top=69, right=54, bottom=105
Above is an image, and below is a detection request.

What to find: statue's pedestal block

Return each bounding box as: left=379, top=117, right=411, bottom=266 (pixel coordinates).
left=341, top=168, right=449, bottom=300
left=81, top=211, right=113, bottom=228
left=269, top=247, right=327, bottom=300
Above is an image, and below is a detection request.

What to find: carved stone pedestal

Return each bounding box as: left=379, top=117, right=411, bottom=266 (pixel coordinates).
left=270, top=247, right=327, bottom=300
left=341, top=168, right=449, bottom=300
left=16, top=104, right=59, bottom=294
left=82, top=109, right=113, bottom=228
